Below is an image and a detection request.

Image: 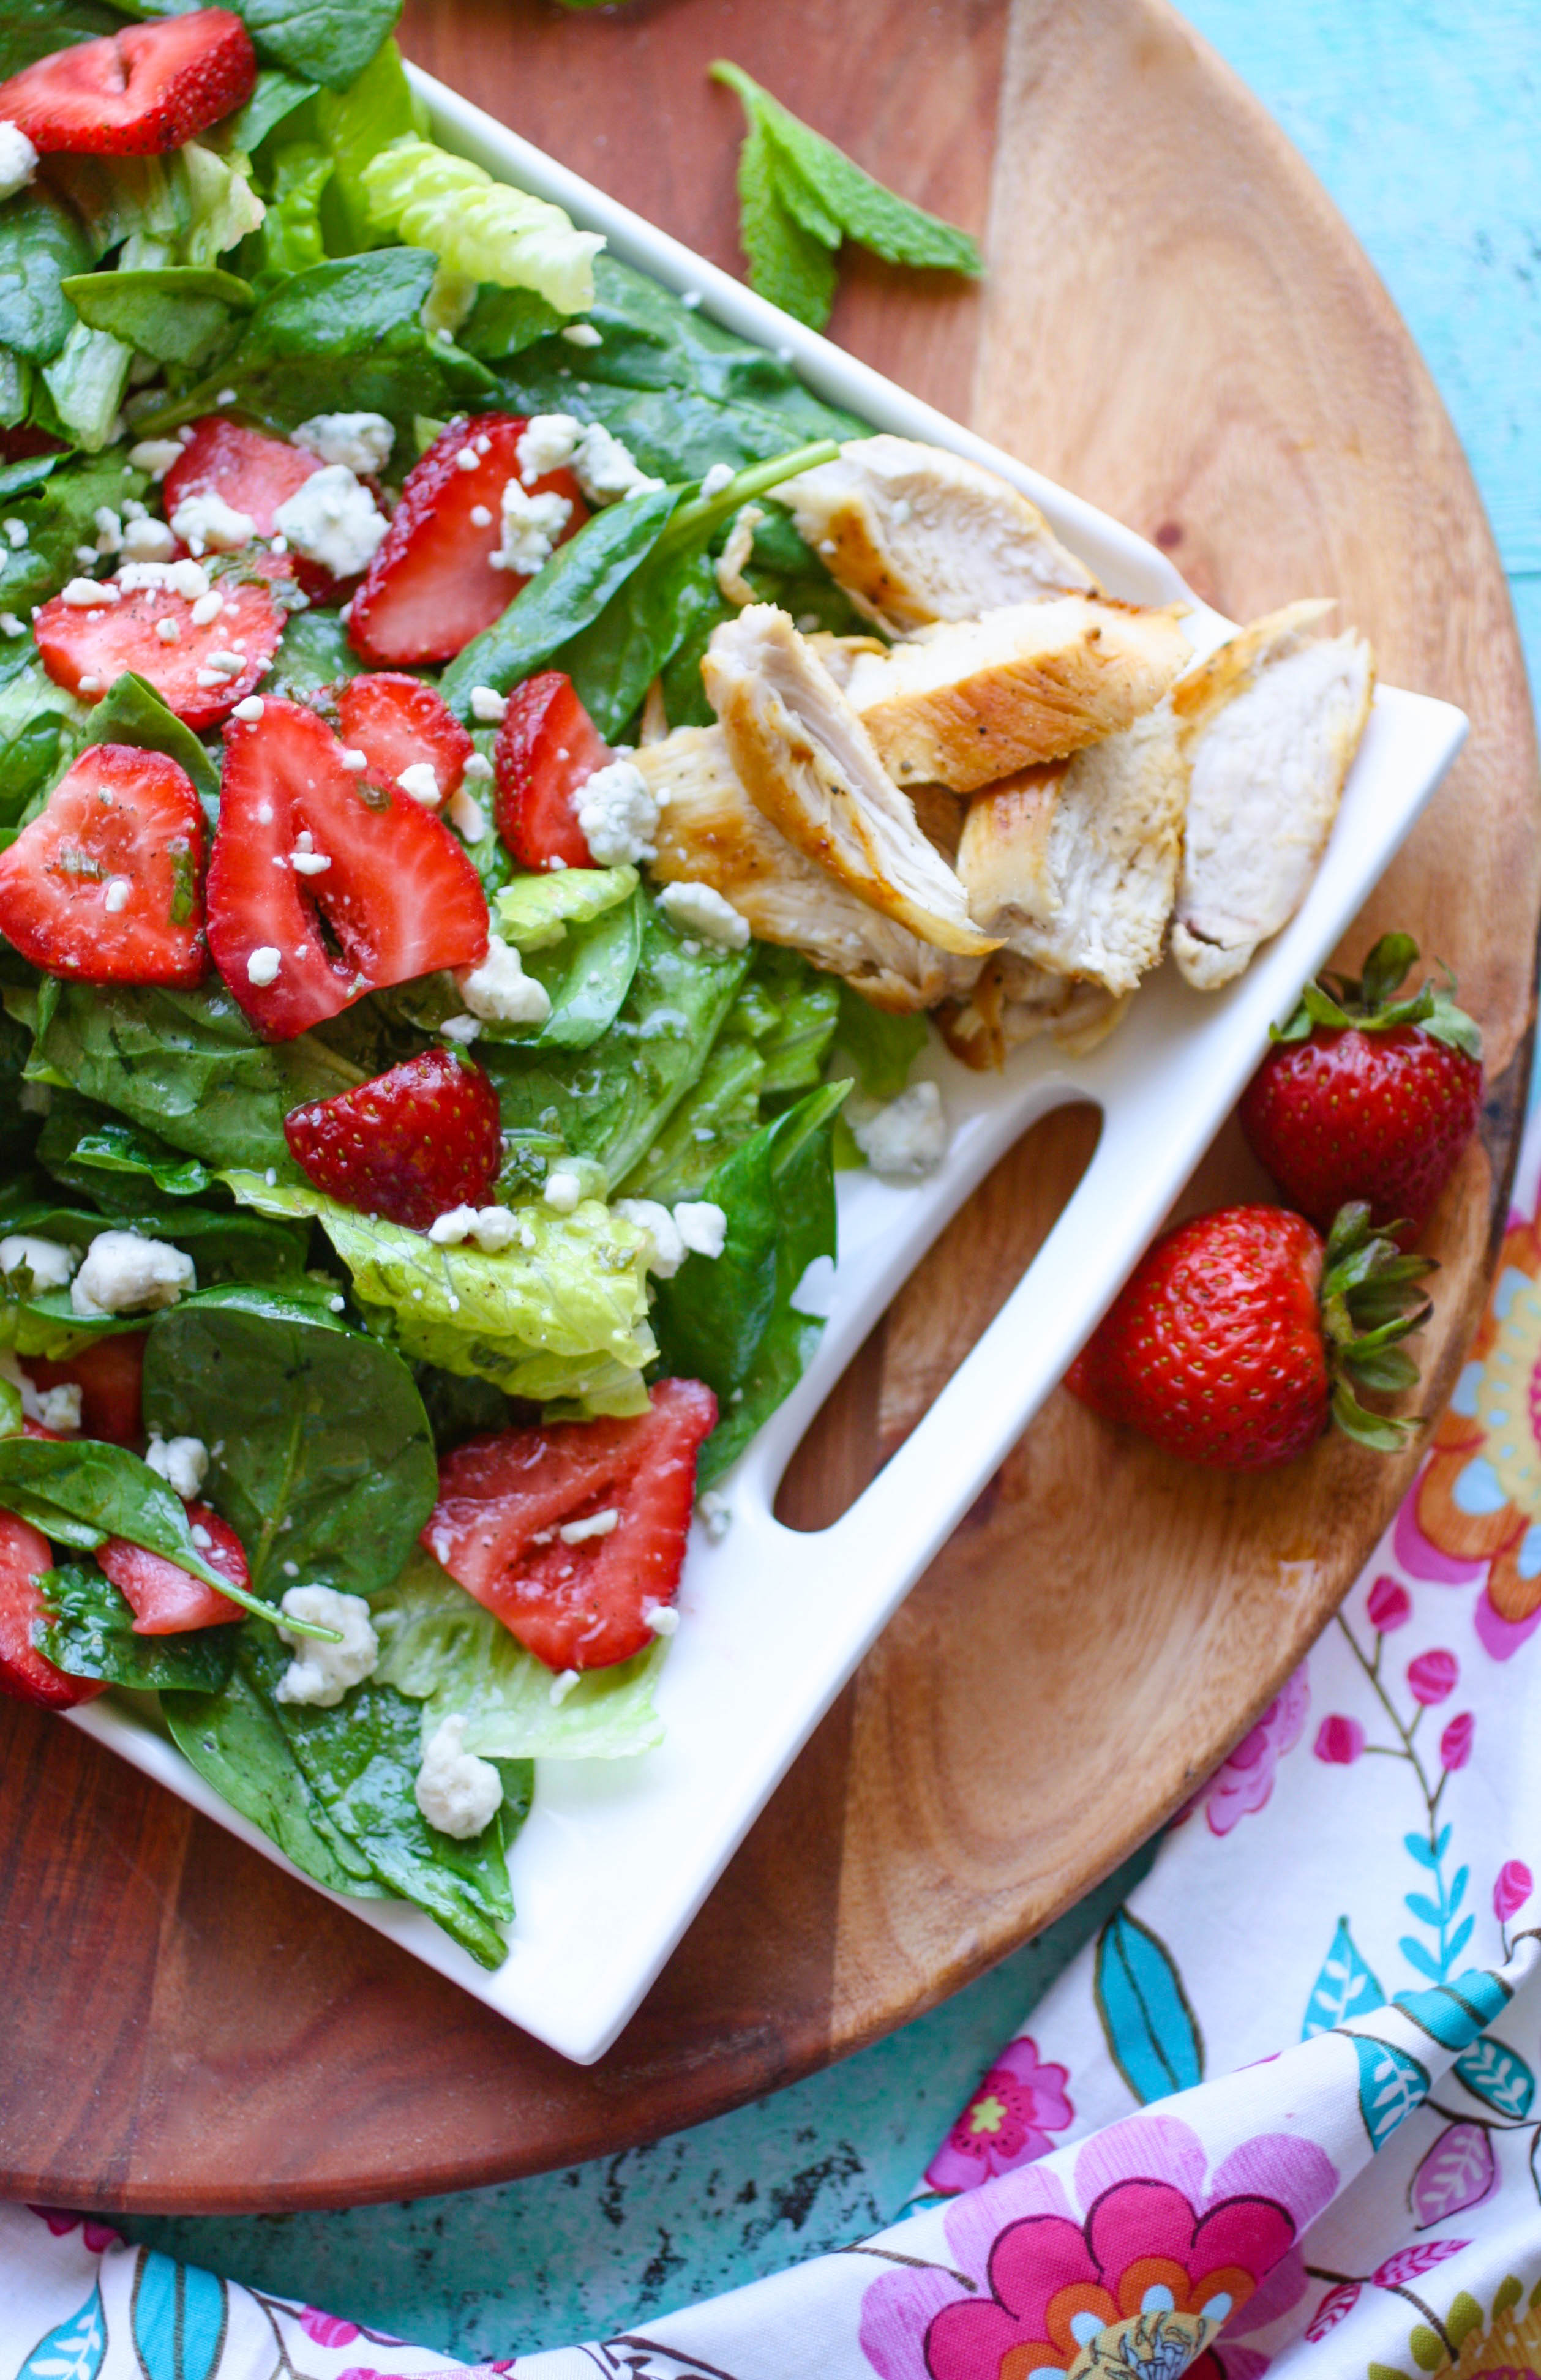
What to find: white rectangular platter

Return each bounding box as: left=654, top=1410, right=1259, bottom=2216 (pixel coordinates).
left=66, top=65, right=1469, bottom=2065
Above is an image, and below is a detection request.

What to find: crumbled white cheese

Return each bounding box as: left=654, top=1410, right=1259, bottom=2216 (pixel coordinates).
left=0, top=1352, right=80, bottom=1434
left=517, top=413, right=581, bottom=484
left=103, top=875, right=130, bottom=913
left=697, top=1489, right=732, bottom=1543
left=122, top=514, right=176, bottom=563
left=446, top=783, right=487, bottom=843
left=2, top=518, right=25, bottom=548
left=414, top=1712, right=503, bottom=1838
left=468, top=1205, right=517, bottom=1251
left=427, top=1203, right=479, bottom=1246
left=439, top=1014, right=482, bottom=1046
left=0, top=613, right=24, bottom=638
left=233, top=695, right=264, bottom=722
left=673, top=1200, right=727, bottom=1260
left=852, top=1080, right=949, bottom=1180
left=274, top=1584, right=379, bottom=1707
left=457, top=932, right=552, bottom=1025
left=491, top=477, right=572, bottom=576
left=154, top=616, right=181, bottom=643
left=189, top=588, right=223, bottom=626
left=470, top=684, right=508, bottom=724
left=561, top=322, right=603, bottom=348
left=543, top=1167, right=582, bottom=1213
left=127, top=438, right=182, bottom=480
left=559, top=1508, right=618, bottom=1545
left=144, top=1432, right=209, bottom=1502
left=571, top=422, right=664, bottom=507
left=0, top=122, right=39, bottom=203
left=292, top=411, right=395, bottom=477
left=700, top=461, right=737, bottom=499
left=642, top=1600, right=679, bottom=1634
left=0, top=1234, right=77, bottom=1292
left=272, top=464, right=388, bottom=579
left=574, top=757, right=658, bottom=866
left=612, top=1197, right=685, bottom=1280
left=396, top=760, right=441, bottom=807
left=288, top=828, right=329, bottom=875
left=59, top=577, right=114, bottom=607
left=170, top=490, right=255, bottom=556
left=462, top=751, right=493, bottom=782
left=454, top=445, right=479, bottom=472
left=548, top=1667, right=580, bottom=1706
left=470, top=504, right=492, bottom=529
left=71, top=1229, right=195, bottom=1319
left=656, top=879, right=749, bottom=949
left=203, top=647, right=246, bottom=678
left=92, top=505, right=123, bottom=555
left=247, top=946, right=281, bottom=987
left=340, top=747, right=367, bottom=771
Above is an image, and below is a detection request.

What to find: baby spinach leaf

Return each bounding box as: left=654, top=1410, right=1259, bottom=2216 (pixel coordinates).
left=238, top=1626, right=517, bottom=1966
left=36, top=1560, right=239, bottom=1691
left=264, top=602, right=361, bottom=702
left=167, top=1645, right=386, bottom=1897
left=0, top=0, right=121, bottom=78
left=460, top=285, right=566, bottom=362
left=0, top=186, right=92, bottom=364
left=439, top=483, right=680, bottom=721
left=0, top=451, right=150, bottom=613
left=61, top=265, right=253, bottom=369
left=626, top=1030, right=763, bottom=1206
left=561, top=542, right=721, bottom=743
left=0, top=672, right=74, bottom=831
left=257, top=140, right=332, bottom=277
left=827, top=980, right=928, bottom=1101
left=395, top=891, right=645, bottom=1056
left=143, top=1285, right=439, bottom=1602
left=37, top=1091, right=214, bottom=1200
left=374, top=1546, right=667, bottom=1759
left=240, top=0, right=403, bottom=95
left=206, top=65, right=318, bottom=157
left=311, top=36, right=422, bottom=248
left=651, top=1080, right=847, bottom=1484
left=80, top=668, right=221, bottom=817
left=413, top=1361, right=517, bottom=1453
left=0, top=1432, right=240, bottom=1595
left=481, top=897, right=751, bottom=1190
left=0, top=454, right=61, bottom=504
left=11, top=975, right=366, bottom=1173
left=750, top=945, right=842, bottom=1094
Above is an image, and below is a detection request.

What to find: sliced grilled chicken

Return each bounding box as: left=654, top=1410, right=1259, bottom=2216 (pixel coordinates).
left=1171, top=601, right=1375, bottom=990
left=844, top=596, right=1191, bottom=793
left=701, top=605, right=996, bottom=959
left=637, top=724, right=983, bottom=1013
left=940, top=952, right=1126, bottom=1070
left=777, top=435, right=1098, bottom=632
left=957, top=703, right=1186, bottom=996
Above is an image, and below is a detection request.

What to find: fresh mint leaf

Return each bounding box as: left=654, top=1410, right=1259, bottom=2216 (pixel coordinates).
left=143, top=1285, right=439, bottom=1603
left=61, top=264, right=253, bottom=370
left=36, top=1560, right=239, bottom=1692
left=0, top=186, right=93, bottom=364
left=734, top=114, right=838, bottom=331
left=11, top=976, right=366, bottom=1174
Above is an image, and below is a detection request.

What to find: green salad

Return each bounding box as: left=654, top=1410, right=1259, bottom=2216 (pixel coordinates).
left=0, top=0, right=933, bottom=1967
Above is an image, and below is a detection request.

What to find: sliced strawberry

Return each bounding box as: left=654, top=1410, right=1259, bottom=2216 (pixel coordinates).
left=97, top=1505, right=247, bottom=1634
left=35, top=573, right=285, bottom=732
left=284, top=1047, right=503, bottom=1230
left=0, top=1512, right=105, bottom=1710
left=208, top=697, right=489, bottom=1040
left=162, top=416, right=321, bottom=541
left=423, top=1379, right=719, bottom=1671
left=0, top=744, right=205, bottom=987
left=348, top=414, right=587, bottom=668
left=337, top=673, right=475, bottom=809
left=494, top=672, right=609, bottom=870
left=28, top=1334, right=146, bottom=1447
left=0, top=9, right=256, bottom=156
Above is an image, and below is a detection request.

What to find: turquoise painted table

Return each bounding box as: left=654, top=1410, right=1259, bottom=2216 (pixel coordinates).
left=119, top=1, right=1541, bottom=2354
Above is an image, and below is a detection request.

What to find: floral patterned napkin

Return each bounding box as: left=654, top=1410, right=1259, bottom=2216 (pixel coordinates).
left=7, top=1115, right=1541, bottom=2380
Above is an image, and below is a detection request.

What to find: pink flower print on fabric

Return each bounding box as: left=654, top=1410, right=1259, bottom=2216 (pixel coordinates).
left=1407, top=1648, right=1458, bottom=1705
left=27, top=2206, right=122, bottom=2253
left=926, top=2038, right=1074, bottom=2195
left=300, top=2313, right=362, bottom=2348
left=1439, top=1712, right=1475, bottom=1770
left=1180, top=1670, right=1309, bottom=1839
left=1367, top=1576, right=1412, bottom=1632
left=1494, top=1860, right=1534, bottom=1921
left=1313, top=1715, right=1365, bottom=1765
left=860, top=2111, right=1337, bottom=2380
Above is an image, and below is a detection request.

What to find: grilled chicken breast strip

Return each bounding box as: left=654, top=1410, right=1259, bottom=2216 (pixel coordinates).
left=776, top=434, right=1099, bottom=632
left=636, top=724, right=983, bottom=1013
left=702, top=605, right=997, bottom=959
left=844, top=596, right=1191, bottom=793
left=1171, top=601, right=1375, bottom=990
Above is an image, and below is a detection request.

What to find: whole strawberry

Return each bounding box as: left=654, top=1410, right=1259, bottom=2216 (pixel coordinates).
left=1240, top=932, right=1483, bottom=1243
left=1066, top=1202, right=1433, bottom=1469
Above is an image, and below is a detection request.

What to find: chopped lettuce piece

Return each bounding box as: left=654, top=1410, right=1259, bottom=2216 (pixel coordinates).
left=361, top=136, right=605, bottom=315
left=495, top=866, right=639, bottom=953
left=373, top=1548, right=667, bottom=1760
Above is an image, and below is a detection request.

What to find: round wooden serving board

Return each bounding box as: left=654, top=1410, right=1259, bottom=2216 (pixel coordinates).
left=1, top=0, right=1537, bottom=2215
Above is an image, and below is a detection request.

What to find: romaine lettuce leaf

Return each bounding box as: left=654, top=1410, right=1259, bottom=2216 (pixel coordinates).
left=372, top=1548, right=667, bottom=1760
left=495, top=866, right=638, bottom=952
left=361, top=135, right=604, bottom=315
left=223, top=1170, right=656, bottom=1409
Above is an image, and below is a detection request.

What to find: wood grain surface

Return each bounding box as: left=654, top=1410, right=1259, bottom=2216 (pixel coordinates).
left=1, top=0, right=1535, bottom=2215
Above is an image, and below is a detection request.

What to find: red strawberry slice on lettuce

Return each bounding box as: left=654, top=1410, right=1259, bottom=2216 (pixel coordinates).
left=0, top=743, right=206, bottom=986
left=423, top=1380, right=719, bottom=1671
left=283, top=1047, right=504, bottom=1230
left=97, top=1506, right=248, bottom=1633
left=207, top=696, right=489, bottom=1040
left=348, top=414, right=587, bottom=668
left=0, top=9, right=257, bottom=155
left=35, top=574, right=285, bottom=732
left=26, top=1336, right=146, bottom=1448
left=493, top=670, right=611, bottom=870
left=336, top=673, right=475, bottom=810
left=0, top=1513, right=105, bottom=1709
left=162, top=417, right=323, bottom=540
